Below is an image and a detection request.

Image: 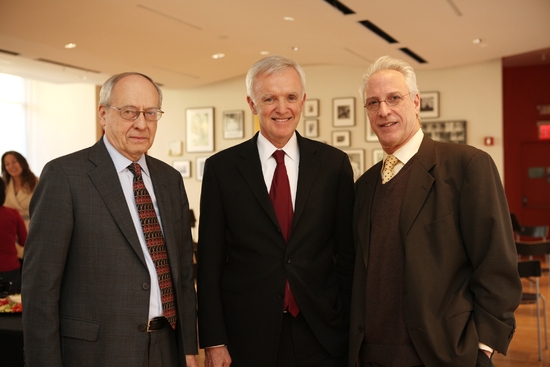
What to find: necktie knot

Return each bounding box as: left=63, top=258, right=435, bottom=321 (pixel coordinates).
left=273, top=150, right=285, bottom=164
left=382, top=155, right=399, bottom=184
left=128, top=163, right=141, bottom=177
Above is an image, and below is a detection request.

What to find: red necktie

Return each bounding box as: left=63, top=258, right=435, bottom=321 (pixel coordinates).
left=128, top=163, right=177, bottom=329
left=270, top=150, right=300, bottom=317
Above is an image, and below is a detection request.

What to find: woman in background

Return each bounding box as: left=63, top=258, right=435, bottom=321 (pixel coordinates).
left=1, top=151, right=38, bottom=261
left=0, top=178, right=27, bottom=293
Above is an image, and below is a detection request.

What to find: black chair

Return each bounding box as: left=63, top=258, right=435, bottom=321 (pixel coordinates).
left=511, top=213, right=549, bottom=241
left=518, top=260, right=548, bottom=361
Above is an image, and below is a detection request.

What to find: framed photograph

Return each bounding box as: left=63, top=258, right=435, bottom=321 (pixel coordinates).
left=419, top=92, right=439, bottom=119
left=333, top=97, right=355, bottom=127
left=304, top=119, right=319, bottom=138
left=222, top=110, right=244, bottom=139
left=421, top=120, right=466, bottom=144
left=168, top=140, right=183, bottom=156
left=372, top=149, right=384, bottom=167
left=186, top=107, right=214, bottom=152
left=343, top=149, right=364, bottom=181
left=332, top=130, right=351, bottom=147
left=196, top=156, right=207, bottom=181
left=173, top=160, right=191, bottom=178
left=365, top=115, right=378, bottom=142
left=304, top=99, right=319, bottom=117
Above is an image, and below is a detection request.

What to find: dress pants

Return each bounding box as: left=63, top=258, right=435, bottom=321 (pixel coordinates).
left=142, top=321, right=179, bottom=367
left=276, top=312, right=346, bottom=367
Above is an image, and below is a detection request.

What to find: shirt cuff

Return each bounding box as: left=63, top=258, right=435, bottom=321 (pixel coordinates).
left=478, top=342, right=494, bottom=355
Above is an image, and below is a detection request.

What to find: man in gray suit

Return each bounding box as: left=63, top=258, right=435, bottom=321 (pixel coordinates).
left=22, top=72, right=198, bottom=367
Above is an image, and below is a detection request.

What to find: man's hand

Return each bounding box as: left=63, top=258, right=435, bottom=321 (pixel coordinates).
left=185, top=354, right=198, bottom=367
left=205, top=345, right=232, bottom=367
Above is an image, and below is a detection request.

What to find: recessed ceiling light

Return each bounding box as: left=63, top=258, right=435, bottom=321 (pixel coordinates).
left=291, top=46, right=299, bottom=51
left=283, top=16, right=294, bottom=21
left=472, top=38, right=484, bottom=44
left=260, top=51, right=269, bottom=55
left=212, top=53, right=225, bottom=59
left=64, top=43, right=77, bottom=49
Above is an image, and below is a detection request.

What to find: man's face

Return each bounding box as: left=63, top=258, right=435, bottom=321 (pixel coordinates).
left=247, top=68, right=305, bottom=148
left=365, top=69, right=420, bottom=154
left=98, top=75, right=160, bottom=161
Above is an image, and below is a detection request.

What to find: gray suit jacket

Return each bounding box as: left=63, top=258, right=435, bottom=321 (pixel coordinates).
left=349, top=135, right=522, bottom=367
left=22, top=139, right=197, bottom=366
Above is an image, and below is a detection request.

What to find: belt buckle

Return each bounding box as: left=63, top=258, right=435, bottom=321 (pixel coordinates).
left=147, top=318, right=156, bottom=333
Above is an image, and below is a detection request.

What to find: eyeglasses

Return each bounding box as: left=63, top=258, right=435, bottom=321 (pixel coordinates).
left=107, top=105, right=164, bottom=121
left=364, top=92, right=411, bottom=112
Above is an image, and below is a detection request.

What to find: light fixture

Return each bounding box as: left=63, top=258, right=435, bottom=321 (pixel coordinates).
left=472, top=38, right=484, bottom=44
left=64, top=43, right=77, bottom=49
left=291, top=46, right=299, bottom=51
left=283, top=16, right=294, bottom=21
left=211, top=53, right=225, bottom=59
left=260, top=51, right=269, bottom=55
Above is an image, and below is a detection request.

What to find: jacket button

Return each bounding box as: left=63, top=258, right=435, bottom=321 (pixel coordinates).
left=285, top=258, right=291, bottom=264
left=277, top=293, right=284, bottom=299
left=142, top=283, right=150, bottom=290
left=138, top=324, right=147, bottom=332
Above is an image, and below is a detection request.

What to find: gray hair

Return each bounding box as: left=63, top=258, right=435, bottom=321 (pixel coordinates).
left=359, top=56, right=419, bottom=103
left=245, top=55, right=306, bottom=103
left=98, top=72, right=163, bottom=108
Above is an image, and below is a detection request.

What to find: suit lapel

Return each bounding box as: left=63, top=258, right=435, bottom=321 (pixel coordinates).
left=293, top=135, right=321, bottom=232
left=400, top=136, right=435, bottom=238
left=237, top=135, right=281, bottom=229
left=357, top=164, right=380, bottom=268
left=87, top=140, right=147, bottom=266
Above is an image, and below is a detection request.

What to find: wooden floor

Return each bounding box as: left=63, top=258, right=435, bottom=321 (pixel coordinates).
left=195, top=257, right=550, bottom=367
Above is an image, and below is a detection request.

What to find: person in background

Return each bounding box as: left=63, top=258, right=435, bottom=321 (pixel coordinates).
left=1, top=151, right=38, bottom=261
left=197, top=55, right=355, bottom=367
left=22, top=72, right=198, bottom=367
left=0, top=178, right=27, bottom=293
left=349, top=55, right=522, bottom=367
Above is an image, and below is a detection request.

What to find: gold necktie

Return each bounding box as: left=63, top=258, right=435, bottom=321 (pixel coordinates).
left=382, top=155, right=399, bottom=184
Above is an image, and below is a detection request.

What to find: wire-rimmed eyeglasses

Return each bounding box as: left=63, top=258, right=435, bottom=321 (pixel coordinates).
left=107, top=105, right=164, bottom=121
left=364, top=92, right=411, bottom=112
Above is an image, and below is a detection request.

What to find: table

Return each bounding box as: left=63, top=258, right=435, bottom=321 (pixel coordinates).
left=0, top=313, right=24, bottom=367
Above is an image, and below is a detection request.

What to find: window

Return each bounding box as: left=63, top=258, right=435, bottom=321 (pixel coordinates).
left=0, top=73, right=27, bottom=155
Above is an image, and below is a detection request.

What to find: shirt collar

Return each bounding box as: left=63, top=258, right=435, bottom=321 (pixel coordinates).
left=385, top=128, right=424, bottom=165
left=103, top=135, right=149, bottom=177
left=257, top=131, right=299, bottom=164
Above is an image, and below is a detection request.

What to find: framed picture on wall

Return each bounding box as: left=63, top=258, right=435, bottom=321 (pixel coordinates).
left=365, top=115, right=378, bottom=142
left=343, top=149, right=364, bottom=181
left=333, top=97, right=355, bottom=127
left=421, top=120, right=466, bottom=144
left=222, top=110, right=244, bottom=139
left=332, top=130, right=351, bottom=147
left=196, top=156, right=207, bottom=181
left=372, top=149, right=384, bottom=167
left=304, top=119, right=319, bottom=138
left=304, top=99, right=319, bottom=117
left=173, top=160, right=191, bottom=178
left=419, top=92, right=439, bottom=119
left=186, top=107, right=214, bottom=152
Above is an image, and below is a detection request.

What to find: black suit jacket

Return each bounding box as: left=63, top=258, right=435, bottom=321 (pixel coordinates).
left=349, top=135, right=522, bottom=367
left=22, top=139, right=197, bottom=366
left=197, top=132, right=355, bottom=366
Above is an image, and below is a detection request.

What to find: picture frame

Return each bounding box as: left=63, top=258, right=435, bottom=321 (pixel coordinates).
left=222, top=110, right=244, bottom=139
left=304, top=119, right=319, bottom=138
left=173, top=160, right=191, bottom=178
left=365, top=115, right=378, bottom=142
left=196, top=156, right=207, bottom=181
left=332, top=130, right=351, bottom=147
left=333, top=97, right=355, bottom=127
left=372, top=149, right=384, bottom=167
left=304, top=99, right=319, bottom=117
left=186, top=107, right=214, bottom=152
left=421, top=120, right=466, bottom=144
left=343, top=149, right=364, bottom=181
left=419, top=92, right=439, bottom=119
left=168, top=140, right=183, bottom=156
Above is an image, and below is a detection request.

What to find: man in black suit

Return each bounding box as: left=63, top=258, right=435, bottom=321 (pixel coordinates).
left=349, top=56, right=522, bottom=367
left=197, top=55, right=355, bottom=367
left=22, top=72, right=198, bottom=367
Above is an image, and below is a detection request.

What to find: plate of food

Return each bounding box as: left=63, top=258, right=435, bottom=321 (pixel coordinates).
left=0, top=294, right=22, bottom=313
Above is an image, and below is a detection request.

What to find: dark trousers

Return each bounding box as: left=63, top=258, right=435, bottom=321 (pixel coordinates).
left=142, top=321, right=179, bottom=367
left=276, top=312, right=346, bottom=367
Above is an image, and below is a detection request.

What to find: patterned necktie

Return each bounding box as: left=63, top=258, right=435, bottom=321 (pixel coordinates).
left=269, top=150, right=299, bottom=317
left=128, top=163, right=176, bottom=329
left=382, top=155, right=399, bottom=184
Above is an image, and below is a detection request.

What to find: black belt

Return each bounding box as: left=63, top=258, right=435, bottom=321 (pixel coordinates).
left=147, top=316, right=169, bottom=332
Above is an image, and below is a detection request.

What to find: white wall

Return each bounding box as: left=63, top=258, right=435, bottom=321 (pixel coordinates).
left=17, top=59, right=503, bottom=239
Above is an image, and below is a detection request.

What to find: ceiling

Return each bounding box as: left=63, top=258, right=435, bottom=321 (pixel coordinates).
left=1, top=0, right=549, bottom=89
